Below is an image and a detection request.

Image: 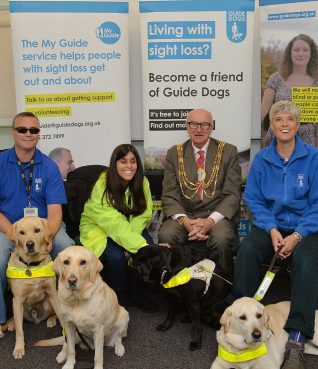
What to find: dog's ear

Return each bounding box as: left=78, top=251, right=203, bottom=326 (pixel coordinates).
left=7, top=222, right=18, bottom=245
left=220, top=305, right=232, bottom=333
left=263, top=308, right=272, bottom=331
left=89, top=253, right=103, bottom=283
left=52, top=254, right=62, bottom=278
left=40, top=218, right=53, bottom=252
left=131, top=247, right=155, bottom=282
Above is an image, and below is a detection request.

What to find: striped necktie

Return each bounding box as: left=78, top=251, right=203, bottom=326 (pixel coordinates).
left=196, top=150, right=205, bottom=199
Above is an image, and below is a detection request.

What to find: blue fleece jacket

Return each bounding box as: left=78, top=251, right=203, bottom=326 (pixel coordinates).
left=244, top=135, right=318, bottom=237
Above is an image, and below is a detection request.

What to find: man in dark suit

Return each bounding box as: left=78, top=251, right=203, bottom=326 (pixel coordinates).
left=158, top=108, right=242, bottom=278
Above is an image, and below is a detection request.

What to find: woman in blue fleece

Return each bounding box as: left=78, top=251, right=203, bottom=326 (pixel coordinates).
left=226, top=100, right=318, bottom=369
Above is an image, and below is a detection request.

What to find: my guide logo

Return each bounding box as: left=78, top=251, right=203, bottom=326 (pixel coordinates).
left=96, top=21, right=121, bottom=45
left=226, top=11, right=247, bottom=43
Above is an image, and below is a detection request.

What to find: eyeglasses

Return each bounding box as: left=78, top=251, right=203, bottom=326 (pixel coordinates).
left=187, top=121, right=211, bottom=130
left=14, top=127, right=40, bottom=134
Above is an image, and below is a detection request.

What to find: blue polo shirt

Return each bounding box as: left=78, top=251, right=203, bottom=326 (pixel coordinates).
left=0, top=147, right=67, bottom=223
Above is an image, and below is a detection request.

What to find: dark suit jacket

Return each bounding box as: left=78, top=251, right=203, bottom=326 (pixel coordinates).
left=161, top=138, right=242, bottom=224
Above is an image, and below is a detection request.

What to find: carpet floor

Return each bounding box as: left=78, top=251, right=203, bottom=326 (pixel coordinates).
left=1, top=270, right=317, bottom=369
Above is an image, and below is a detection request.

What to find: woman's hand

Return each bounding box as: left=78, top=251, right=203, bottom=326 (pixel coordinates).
left=270, top=228, right=285, bottom=253
left=278, top=234, right=298, bottom=259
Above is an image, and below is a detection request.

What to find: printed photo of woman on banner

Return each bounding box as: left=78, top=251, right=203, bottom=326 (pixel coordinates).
left=260, top=0, right=318, bottom=147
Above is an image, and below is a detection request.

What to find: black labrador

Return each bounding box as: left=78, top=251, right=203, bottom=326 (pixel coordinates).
left=131, top=243, right=232, bottom=351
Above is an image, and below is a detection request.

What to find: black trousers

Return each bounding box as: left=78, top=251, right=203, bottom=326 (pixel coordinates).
left=226, top=225, right=318, bottom=338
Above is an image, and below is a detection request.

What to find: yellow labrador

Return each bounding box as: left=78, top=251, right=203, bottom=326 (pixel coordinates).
left=211, top=297, right=318, bottom=369
left=36, top=246, right=129, bottom=369
left=6, top=216, right=62, bottom=359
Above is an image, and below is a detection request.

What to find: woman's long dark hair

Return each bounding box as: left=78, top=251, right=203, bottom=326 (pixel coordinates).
left=279, top=34, right=318, bottom=80
left=102, top=144, right=147, bottom=216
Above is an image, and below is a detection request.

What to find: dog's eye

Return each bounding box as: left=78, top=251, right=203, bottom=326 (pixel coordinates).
left=80, top=260, right=86, bottom=266
left=239, top=314, right=247, bottom=321
left=63, top=260, right=70, bottom=265
left=34, top=228, right=41, bottom=233
left=19, top=230, right=25, bottom=235
left=256, top=313, right=262, bottom=319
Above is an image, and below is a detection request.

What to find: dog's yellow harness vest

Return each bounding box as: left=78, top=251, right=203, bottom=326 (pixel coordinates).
left=6, top=261, right=55, bottom=279
left=218, top=342, right=268, bottom=362
left=162, top=259, right=215, bottom=294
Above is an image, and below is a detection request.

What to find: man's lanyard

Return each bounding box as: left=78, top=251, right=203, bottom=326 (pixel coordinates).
left=17, top=158, right=34, bottom=208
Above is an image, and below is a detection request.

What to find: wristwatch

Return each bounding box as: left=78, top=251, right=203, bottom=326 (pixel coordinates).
left=293, top=232, right=303, bottom=243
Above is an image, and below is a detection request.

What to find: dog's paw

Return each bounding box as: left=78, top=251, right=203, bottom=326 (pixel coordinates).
left=56, top=349, right=67, bottom=363
left=62, top=364, right=75, bottom=369
left=47, top=315, right=57, bottom=328
left=61, top=359, right=75, bottom=369
left=114, top=342, right=125, bottom=357
left=0, top=329, right=4, bottom=339
left=13, top=345, right=25, bottom=359
left=189, top=340, right=201, bottom=351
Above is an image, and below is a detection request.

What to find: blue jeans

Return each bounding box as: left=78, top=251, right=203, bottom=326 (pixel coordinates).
left=100, top=229, right=153, bottom=291
left=0, top=222, right=74, bottom=324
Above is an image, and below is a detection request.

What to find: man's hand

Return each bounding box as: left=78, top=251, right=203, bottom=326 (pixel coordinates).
left=47, top=204, right=62, bottom=237
left=0, top=213, right=13, bottom=235
left=194, top=217, right=215, bottom=235
left=186, top=217, right=213, bottom=241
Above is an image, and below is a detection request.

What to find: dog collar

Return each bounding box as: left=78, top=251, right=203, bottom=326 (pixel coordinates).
left=6, top=261, right=55, bottom=279
left=218, top=342, right=268, bottom=363
left=18, top=256, right=44, bottom=267
left=162, top=259, right=215, bottom=293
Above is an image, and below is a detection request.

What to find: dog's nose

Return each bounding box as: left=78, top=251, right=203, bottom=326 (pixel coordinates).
left=67, top=274, right=78, bottom=289
left=252, top=329, right=262, bottom=340
left=26, top=241, right=35, bottom=252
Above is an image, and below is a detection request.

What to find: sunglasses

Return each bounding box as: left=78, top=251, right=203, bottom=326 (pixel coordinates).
left=14, top=127, right=40, bottom=134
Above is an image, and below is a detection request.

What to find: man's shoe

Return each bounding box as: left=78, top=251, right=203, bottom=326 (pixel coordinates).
left=281, top=340, right=305, bottom=369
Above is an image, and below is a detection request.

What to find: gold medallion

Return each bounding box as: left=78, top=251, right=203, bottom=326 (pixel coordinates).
left=197, top=168, right=206, bottom=181
left=25, top=268, right=32, bottom=277
left=177, top=142, right=225, bottom=199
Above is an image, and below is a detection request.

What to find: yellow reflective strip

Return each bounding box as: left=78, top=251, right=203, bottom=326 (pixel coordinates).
left=6, top=261, right=55, bottom=279
left=162, top=268, right=192, bottom=288
left=218, top=343, right=267, bottom=363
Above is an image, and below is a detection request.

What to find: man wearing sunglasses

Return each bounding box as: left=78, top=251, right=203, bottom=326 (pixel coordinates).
left=0, top=112, right=74, bottom=333
left=159, top=108, right=242, bottom=282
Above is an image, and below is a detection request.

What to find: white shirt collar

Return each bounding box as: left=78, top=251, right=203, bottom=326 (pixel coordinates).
left=192, top=139, right=210, bottom=155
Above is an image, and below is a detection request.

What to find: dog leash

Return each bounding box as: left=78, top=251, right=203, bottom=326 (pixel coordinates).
left=63, top=325, right=94, bottom=351
left=253, top=249, right=279, bottom=301
left=76, top=327, right=94, bottom=351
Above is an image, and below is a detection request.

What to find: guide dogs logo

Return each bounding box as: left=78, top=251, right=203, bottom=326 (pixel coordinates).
left=297, top=174, right=304, bottom=188
left=34, top=178, right=42, bottom=192
left=226, top=11, right=247, bottom=43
